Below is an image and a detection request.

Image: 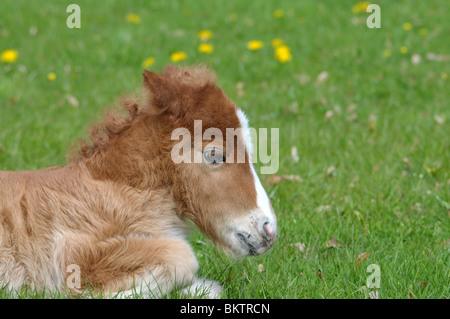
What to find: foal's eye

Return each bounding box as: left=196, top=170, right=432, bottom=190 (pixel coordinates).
left=203, top=147, right=225, bottom=165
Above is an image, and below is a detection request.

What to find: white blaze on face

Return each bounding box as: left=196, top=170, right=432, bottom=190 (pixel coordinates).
left=249, top=163, right=276, bottom=233
left=236, top=108, right=277, bottom=232
left=235, top=108, right=254, bottom=159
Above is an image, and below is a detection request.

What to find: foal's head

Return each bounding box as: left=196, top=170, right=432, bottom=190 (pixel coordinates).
left=143, top=65, right=277, bottom=256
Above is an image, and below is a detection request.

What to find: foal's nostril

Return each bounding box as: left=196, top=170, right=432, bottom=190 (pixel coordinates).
left=263, top=222, right=275, bottom=241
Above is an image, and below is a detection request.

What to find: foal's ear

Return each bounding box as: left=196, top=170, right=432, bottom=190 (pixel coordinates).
left=142, top=69, right=162, bottom=92
left=142, top=69, right=181, bottom=117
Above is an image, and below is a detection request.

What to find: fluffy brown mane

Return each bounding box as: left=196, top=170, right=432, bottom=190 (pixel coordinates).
left=68, top=98, right=140, bottom=162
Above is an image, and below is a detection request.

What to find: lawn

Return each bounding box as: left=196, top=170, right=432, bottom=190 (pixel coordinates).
left=0, top=0, right=448, bottom=299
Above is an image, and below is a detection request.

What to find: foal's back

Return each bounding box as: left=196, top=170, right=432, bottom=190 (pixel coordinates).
left=0, top=165, right=67, bottom=215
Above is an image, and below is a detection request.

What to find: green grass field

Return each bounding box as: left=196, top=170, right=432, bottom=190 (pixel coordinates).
left=0, top=0, right=449, bottom=299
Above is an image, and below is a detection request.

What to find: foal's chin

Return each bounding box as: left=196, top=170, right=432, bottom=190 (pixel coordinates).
left=219, top=236, right=276, bottom=258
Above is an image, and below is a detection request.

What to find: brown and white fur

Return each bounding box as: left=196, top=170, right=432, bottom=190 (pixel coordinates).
left=0, top=65, right=277, bottom=298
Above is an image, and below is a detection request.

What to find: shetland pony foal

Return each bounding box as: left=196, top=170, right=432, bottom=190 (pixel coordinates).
left=0, top=65, right=277, bottom=298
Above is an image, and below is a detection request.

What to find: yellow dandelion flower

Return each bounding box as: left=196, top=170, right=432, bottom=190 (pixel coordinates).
left=273, top=9, right=284, bottom=18
left=352, top=2, right=370, bottom=14
left=247, top=40, right=264, bottom=51
left=1, top=49, right=18, bottom=63
left=271, top=38, right=285, bottom=48
left=198, top=43, right=214, bottom=54
left=419, top=28, right=428, bottom=36
left=383, top=49, right=392, bottom=58
left=142, top=57, right=155, bottom=68
left=198, top=29, right=213, bottom=41
left=47, top=72, right=56, bottom=81
left=275, top=45, right=292, bottom=63
left=170, top=51, right=187, bottom=62
left=126, top=13, right=140, bottom=24
left=403, top=22, right=412, bottom=31
left=400, top=46, right=408, bottom=54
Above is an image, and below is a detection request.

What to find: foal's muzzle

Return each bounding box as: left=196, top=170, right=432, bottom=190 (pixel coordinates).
left=237, top=219, right=277, bottom=255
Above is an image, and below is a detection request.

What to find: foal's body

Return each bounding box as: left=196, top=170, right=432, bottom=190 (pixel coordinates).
left=0, top=65, right=276, bottom=297
left=0, top=164, right=196, bottom=296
